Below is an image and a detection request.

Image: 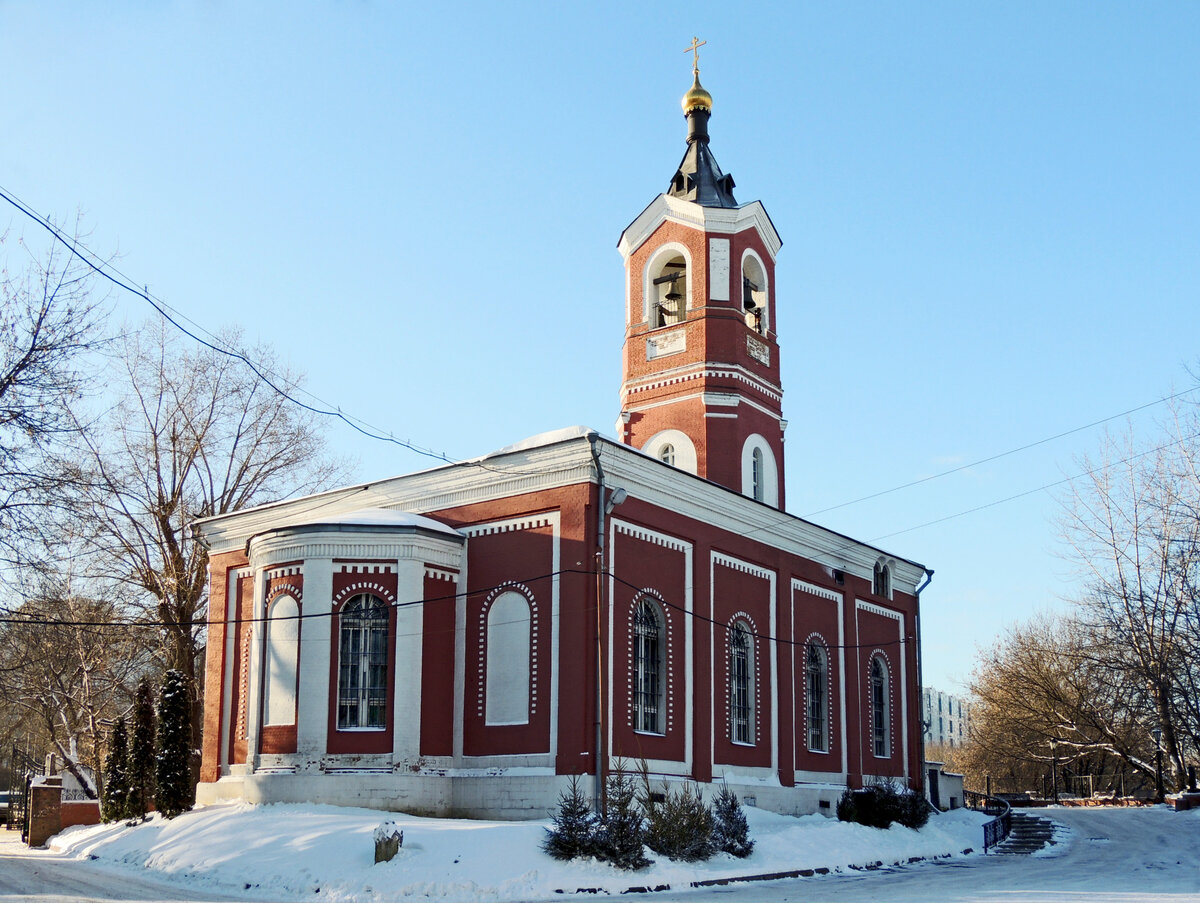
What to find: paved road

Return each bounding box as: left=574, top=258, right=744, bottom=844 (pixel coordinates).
left=3, top=807, right=1198, bottom=902
left=621, top=806, right=1200, bottom=903
left=0, top=828, right=285, bottom=903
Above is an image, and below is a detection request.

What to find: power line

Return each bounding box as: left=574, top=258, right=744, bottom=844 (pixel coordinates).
left=806, top=386, right=1200, bottom=517
left=0, top=567, right=911, bottom=652
left=0, top=184, right=569, bottom=480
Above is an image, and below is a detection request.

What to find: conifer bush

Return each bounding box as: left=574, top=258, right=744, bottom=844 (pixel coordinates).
left=836, top=782, right=929, bottom=830
left=712, top=784, right=754, bottom=858
left=127, top=679, right=157, bottom=820
left=642, top=777, right=714, bottom=862
left=543, top=777, right=600, bottom=861
left=155, top=669, right=193, bottom=818
left=101, top=717, right=131, bottom=823
left=595, top=763, right=649, bottom=870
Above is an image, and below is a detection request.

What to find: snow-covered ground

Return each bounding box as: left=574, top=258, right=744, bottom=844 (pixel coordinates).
left=44, top=802, right=988, bottom=902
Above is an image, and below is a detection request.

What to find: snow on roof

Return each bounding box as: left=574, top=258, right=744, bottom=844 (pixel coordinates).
left=482, top=425, right=596, bottom=458
left=293, top=507, right=462, bottom=537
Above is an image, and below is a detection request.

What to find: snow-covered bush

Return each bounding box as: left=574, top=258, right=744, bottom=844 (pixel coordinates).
left=642, top=778, right=714, bottom=862
left=127, top=679, right=156, bottom=821
left=837, top=782, right=929, bottom=830
left=155, top=669, right=193, bottom=818
left=712, top=784, right=754, bottom=858
left=101, top=717, right=131, bottom=823
left=594, top=764, right=649, bottom=870
left=543, top=777, right=600, bottom=861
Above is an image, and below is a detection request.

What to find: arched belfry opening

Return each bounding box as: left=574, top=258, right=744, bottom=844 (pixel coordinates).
left=652, top=254, right=688, bottom=327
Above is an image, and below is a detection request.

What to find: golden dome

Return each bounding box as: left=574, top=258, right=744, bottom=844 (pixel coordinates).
left=681, top=75, right=712, bottom=114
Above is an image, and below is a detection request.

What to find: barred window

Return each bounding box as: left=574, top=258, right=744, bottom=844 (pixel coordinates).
left=871, top=656, right=890, bottom=757
left=337, top=594, right=389, bottom=730
left=633, top=597, right=663, bottom=734
left=806, top=641, right=828, bottom=752
left=729, top=621, right=753, bottom=744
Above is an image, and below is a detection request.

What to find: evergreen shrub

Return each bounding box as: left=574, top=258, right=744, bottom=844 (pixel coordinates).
left=712, top=784, right=754, bottom=858
left=155, top=669, right=193, bottom=818
left=127, top=679, right=157, bottom=821
left=836, top=782, right=929, bottom=830
left=642, top=777, right=713, bottom=862
left=101, top=717, right=131, bottom=823
left=595, top=763, right=649, bottom=870
left=543, top=777, right=600, bottom=861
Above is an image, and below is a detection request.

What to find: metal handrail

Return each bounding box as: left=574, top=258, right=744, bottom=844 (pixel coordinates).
left=964, top=789, right=1012, bottom=853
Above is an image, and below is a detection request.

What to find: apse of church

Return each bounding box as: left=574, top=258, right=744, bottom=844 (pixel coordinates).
left=194, top=50, right=929, bottom=820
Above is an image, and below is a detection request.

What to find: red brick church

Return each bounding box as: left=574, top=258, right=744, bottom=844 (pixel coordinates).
left=195, top=61, right=931, bottom=819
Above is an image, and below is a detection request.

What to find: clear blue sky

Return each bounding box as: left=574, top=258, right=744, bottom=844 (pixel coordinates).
left=4, top=2, right=1199, bottom=694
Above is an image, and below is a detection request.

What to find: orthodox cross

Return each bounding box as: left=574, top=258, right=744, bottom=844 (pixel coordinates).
left=685, top=36, right=706, bottom=76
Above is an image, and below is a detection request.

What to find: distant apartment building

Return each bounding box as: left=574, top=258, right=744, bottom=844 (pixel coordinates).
left=922, top=687, right=971, bottom=747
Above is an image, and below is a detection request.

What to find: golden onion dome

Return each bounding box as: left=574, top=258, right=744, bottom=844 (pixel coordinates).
left=681, top=74, right=712, bottom=114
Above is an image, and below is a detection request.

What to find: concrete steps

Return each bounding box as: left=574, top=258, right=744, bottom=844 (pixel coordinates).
left=992, top=812, right=1057, bottom=855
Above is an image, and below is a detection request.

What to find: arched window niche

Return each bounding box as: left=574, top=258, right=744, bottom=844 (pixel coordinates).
left=870, top=655, right=891, bottom=758
left=805, top=639, right=829, bottom=753
left=644, top=429, right=698, bottom=474
left=741, top=251, right=768, bottom=335
left=336, top=594, right=389, bottom=730
left=485, top=589, right=532, bottom=725
left=632, top=595, right=665, bottom=735
left=729, top=619, right=755, bottom=745
left=740, top=435, right=779, bottom=506
left=644, top=245, right=691, bottom=328
left=264, top=595, right=300, bottom=727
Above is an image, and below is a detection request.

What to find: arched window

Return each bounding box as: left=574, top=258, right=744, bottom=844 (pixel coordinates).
left=741, top=435, right=779, bottom=506
left=873, top=562, right=891, bottom=598
left=645, top=429, right=698, bottom=474
left=651, top=254, right=688, bottom=327
left=806, top=641, right=828, bottom=752
left=729, top=621, right=754, bottom=745
left=633, top=597, right=664, bottom=734
left=871, top=656, right=890, bottom=757
left=264, top=595, right=300, bottom=726
left=337, top=594, right=389, bottom=730
left=485, top=590, right=531, bottom=725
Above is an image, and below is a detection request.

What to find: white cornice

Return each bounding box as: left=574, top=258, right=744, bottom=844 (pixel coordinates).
left=618, top=195, right=782, bottom=261
left=199, top=433, right=925, bottom=592
left=620, top=363, right=783, bottom=405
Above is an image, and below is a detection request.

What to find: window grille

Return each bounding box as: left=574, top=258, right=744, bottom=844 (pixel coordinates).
left=633, top=598, right=662, bottom=733
left=729, top=622, right=752, bottom=744
left=337, top=594, right=389, bottom=729
left=806, top=642, right=828, bottom=752
left=871, top=656, right=889, bottom=757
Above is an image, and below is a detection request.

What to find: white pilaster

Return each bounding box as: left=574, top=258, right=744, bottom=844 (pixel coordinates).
left=297, top=557, right=333, bottom=758
left=393, top=557, right=425, bottom=761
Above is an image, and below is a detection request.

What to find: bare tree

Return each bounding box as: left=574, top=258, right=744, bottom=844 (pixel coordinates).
left=0, top=578, right=150, bottom=797
left=1061, top=426, right=1200, bottom=790
left=63, top=321, right=347, bottom=749
left=965, top=613, right=1159, bottom=796
left=0, top=225, right=106, bottom=563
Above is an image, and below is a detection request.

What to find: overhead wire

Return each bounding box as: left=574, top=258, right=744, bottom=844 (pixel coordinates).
left=0, top=184, right=578, bottom=480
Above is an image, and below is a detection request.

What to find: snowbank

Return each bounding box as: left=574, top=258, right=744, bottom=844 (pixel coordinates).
left=48, top=802, right=987, bottom=902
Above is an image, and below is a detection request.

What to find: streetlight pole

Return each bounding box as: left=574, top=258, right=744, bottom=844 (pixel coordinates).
left=1152, top=727, right=1165, bottom=804
left=1050, top=739, right=1059, bottom=804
